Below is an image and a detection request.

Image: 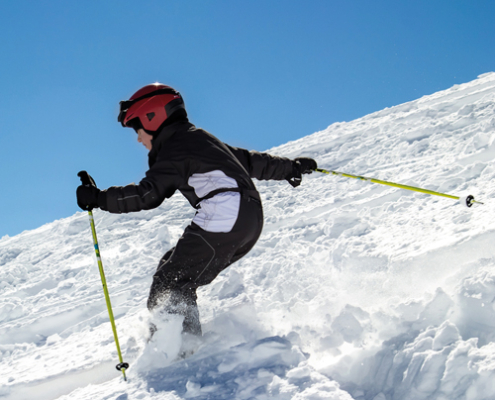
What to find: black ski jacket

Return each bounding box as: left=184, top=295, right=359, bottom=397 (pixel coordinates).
left=98, top=121, right=295, bottom=214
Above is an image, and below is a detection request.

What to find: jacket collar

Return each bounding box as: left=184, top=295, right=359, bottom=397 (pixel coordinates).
left=148, top=120, right=194, bottom=166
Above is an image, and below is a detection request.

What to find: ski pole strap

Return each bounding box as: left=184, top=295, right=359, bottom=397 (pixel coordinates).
left=314, top=168, right=483, bottom=207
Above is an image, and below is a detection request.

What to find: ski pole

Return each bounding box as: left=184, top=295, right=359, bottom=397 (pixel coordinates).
left=78, top=171, right=129, bottom=381
left=314, top=168, right=483, bottom=207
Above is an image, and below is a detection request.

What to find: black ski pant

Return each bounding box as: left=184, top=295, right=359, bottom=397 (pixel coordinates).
left=147, top=192, right=263, bottom=336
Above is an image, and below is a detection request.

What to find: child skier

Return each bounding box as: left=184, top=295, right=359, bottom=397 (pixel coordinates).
left=76, top=83, right=317, bottom=337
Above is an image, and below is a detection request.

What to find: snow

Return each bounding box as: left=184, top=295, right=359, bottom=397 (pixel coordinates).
left=2, top=72, right=495, bottom=399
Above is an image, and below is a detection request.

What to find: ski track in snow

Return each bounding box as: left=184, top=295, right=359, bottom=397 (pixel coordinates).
left=2, top=72, right=495, bottom=399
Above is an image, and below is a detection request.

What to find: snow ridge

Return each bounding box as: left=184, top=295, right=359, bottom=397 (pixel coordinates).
left=2, top=72, right=495, bottom=399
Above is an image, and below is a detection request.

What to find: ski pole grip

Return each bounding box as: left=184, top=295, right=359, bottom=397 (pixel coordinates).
left=78, top=170, right=97, bottom=188
left=78, top=170, right=91, bottom=186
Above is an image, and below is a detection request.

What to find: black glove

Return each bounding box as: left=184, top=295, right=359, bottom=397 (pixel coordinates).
left=295, top=157, right=317, bottom=174
left=76, top=171, right=100, bottom=211
left=286, top=157, right=318, bottom=187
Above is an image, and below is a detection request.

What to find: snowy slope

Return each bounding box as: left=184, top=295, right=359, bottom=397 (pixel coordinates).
left=2, top=72, right=495, bottom=400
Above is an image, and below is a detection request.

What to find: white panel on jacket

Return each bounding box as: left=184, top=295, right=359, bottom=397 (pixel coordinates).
left=188, top=170, right=240, bottom=233
left=188, top=170, right=239, bottom=198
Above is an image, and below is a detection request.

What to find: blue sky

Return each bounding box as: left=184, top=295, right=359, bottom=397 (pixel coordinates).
left=1, top=0, right=494, bottom=237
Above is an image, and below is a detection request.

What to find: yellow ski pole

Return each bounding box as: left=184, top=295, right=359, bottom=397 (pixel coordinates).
left=315, top=168, right=483, bottom=207
left=78, top=171, right=129, bottom=381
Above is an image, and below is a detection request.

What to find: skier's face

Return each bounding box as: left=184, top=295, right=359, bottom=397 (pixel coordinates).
left=137, top=129, right=153, bottom=151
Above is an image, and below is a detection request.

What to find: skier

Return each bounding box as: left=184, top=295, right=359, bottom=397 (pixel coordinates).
left=76, top=83, right=317, bottom=337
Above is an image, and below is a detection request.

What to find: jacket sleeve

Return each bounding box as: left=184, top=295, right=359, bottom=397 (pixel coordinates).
left=226, top=145, right=295, bottom=181
left=98, top=159, right=182, bottom=214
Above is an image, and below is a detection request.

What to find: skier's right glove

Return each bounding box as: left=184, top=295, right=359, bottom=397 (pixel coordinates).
left=295, top=157, right=317, bottom=174
left=286, top=157, right=318, bottom=187
left=76, top=171, right=101, bottom=211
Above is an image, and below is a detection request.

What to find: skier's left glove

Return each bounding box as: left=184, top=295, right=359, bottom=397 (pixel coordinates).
left=286, top=157, right=318, bottom=187
left=76, top=171, right=101, bottom=211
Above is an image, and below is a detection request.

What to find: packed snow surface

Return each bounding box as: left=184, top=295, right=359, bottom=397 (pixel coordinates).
left=2, top=73, right=495, bottom=399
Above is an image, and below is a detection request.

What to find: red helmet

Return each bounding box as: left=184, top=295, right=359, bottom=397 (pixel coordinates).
left=118, top=83, right=186, bottom=131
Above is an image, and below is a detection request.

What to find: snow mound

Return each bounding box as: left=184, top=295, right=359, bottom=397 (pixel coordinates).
left=2, top=72, right=495, bottom=399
